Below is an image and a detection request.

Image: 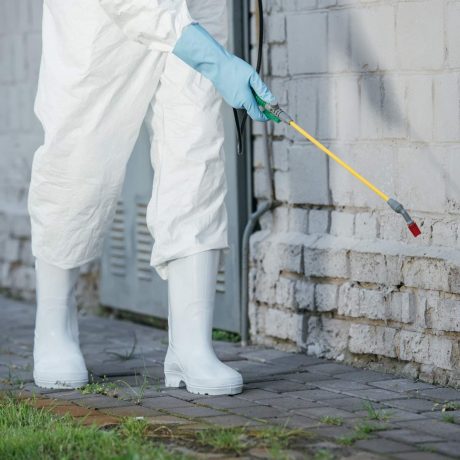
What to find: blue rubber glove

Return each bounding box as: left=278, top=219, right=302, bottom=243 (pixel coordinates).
left=173, top=23, right=276, bottom=122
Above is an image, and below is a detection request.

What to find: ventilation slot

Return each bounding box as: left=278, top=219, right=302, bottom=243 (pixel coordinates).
left=136, top=202, right=154, bottom=281
left=109, top=200, right=126, bottom=277
left=216, top=249, right=227, bottom=293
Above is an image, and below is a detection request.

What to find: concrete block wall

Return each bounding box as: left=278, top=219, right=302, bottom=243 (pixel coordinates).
left=250, top=0, right=460, bottom=386
left=0, top=1, right=98, bottom=306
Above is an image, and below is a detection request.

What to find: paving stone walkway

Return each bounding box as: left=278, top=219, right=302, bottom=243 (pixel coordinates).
left=1, top=295, right=460, bottom=459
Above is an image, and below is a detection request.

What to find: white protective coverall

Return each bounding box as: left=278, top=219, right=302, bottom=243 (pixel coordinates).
left=28, top=0, right=229, bottom=280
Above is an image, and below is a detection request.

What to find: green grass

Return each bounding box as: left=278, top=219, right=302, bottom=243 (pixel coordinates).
left=79, top=377, right=117, bottom=397
left=320, top=416, right=343, bottom=426
left=363, top=401, right=391, bottom=421
left=211, top=329, right=241, bottom=343
left=441, top=413, right=456, bottom=424
left=0, top=395, right=188, bottom=460
left=314, top=449, right=335, bottom=460
left=196, top=426, right=246, bottom=453
left=337, top=420, right=388, bottom=446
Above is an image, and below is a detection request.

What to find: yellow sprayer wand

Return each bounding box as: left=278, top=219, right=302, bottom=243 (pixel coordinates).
left=254, top=95, right=421, bottom=237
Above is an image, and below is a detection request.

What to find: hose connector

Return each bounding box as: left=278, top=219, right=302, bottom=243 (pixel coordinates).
left=253, top=92, right=293, bottom=124
left=387, top=198, right=421, bottom=237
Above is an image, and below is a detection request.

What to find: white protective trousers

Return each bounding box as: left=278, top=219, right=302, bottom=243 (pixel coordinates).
left=28, top=0, right=229, bottom=280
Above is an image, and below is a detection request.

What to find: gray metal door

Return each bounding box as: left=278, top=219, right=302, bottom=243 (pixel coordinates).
left=100, top=0, right=249, bottom=332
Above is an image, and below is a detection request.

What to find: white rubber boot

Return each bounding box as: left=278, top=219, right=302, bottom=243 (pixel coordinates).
left=33, top=259, right=88, bottom=389
left=164, top=249, right=243, bottom=395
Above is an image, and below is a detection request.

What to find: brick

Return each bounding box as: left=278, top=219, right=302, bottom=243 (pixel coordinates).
left=355, top=212, right=378, bottom=239
left=330, top=211, right=354, bottom=237
left=267, top=14, right=286, bottom=44
left=350, top=252, right=402, bottom=285
left=349, top=324, right=398, bottom=358
left=396, top=0, right=444, bottom=70
left=287, top=208, right=308, bottom=233
left=275, top=145, right=330, bottom=205
left=328, top=8, right=349, bottom=72
left=382, top=76, right=406, bottom=139
left=308, top=209, right=329, bottom=234
left=317, top=77, right=337, bottom=140
left=336, top=77, right=360, bottom=140
left=406, top=76, right=433, bottom=141
left=315, top=283, right=338, bottom=312
left=431, top=220, right=458, bottom=247
left=360, top=76, right=382, bottom=140
left=295, top=280, right=314, bottom=310
left=304, top=247, right=349, bottom=279
left=287, top=12, right=328, bottom=74
left=447, top=1, right=460, bottom=68
left=398, top=331, right=453, bottom=370
left=274, top=277, right=296, bottom=309
left=350, top=5, right=396, bottom=71
left=402, top=257, right=449, bottom=291
left=306, top=316, right=349, bottom=359
left=396, top=146, right=446, bottom=213
left=433, top=73, right=460, bottom=142
left=429, top=298, right=460, bottom=332
left=264, top=308, right=305, bottom=344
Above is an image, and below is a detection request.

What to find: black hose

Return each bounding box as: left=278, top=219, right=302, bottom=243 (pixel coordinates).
left=234, top=0, right=264, bottom=155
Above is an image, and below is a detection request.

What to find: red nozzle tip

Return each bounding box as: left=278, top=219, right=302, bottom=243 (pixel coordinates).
left=408, top=222, right=421, bottom=237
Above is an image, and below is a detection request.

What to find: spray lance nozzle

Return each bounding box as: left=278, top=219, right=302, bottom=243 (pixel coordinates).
left=252, top=92, right=422, bottom=238
left=387, top=199, right=421, bottom=237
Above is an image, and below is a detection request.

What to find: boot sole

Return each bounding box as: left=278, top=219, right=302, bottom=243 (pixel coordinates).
left=164, top=371, right=242, bottom=396
left=33, top=372, right=88, bottom=390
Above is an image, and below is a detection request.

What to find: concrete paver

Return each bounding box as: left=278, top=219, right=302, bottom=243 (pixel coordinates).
left=2, top=295, right=460, bottom=460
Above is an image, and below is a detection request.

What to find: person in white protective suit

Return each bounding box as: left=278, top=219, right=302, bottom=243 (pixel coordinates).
left=28, top=0, right=275, bottom=395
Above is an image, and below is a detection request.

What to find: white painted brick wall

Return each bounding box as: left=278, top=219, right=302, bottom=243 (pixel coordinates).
left=252, top=0, right=460, bottom=386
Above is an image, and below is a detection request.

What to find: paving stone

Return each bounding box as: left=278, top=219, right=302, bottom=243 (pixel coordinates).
left=168, top=406, right=225, bottom=418
left=269, top=396, right=324, bottom=411
left=199, top=396, right=252, bottom=409
left=49, top=404, right=95, bottom=418
left=268, top=355, right=325, bottom=370
left=141, top=396, right=194, bottom=410
left=369, top=378, right=435, bottom=393
left=287, top=389, right=346, bottom=401
left=200, top=414, right=262, bottom=428
left=294, top=406, right=356, bottom=420
left=420, top=442, right=460, bottom=457
left=392, top=452, right=452, bottom=460
left=309, top=424, right=356, bottom=439
left=416, top=387, right=460, bottom=402
left=259, top=372, right=331, bottom=384
left=74, top=395, right=134, bottom=409
left=314, top=379, right=371, bottom=392
left=426, top=409, right=460, bottom=422
left=323, top=397, right=386, bottom=412
left=342, top=388, right=405, bottom=402
left=279, top=414, right=321, bottom=429
left=353, top=407, right=426, bottom=422
left=384, top=398, right=438, bottom=413
left=230, top=405, right=285, bottom=419
left=336, top=370, right=395, bottom=383
left=394, top=419, right=460, bottom=440
left=145, top=415, right=190, bottom=425
left=378, top=428, right=442, bottom=444
left=101, top=405, right=161, bottom=417
left=239, top=349, right=289, bottom=363
left=253, top=379, right=309, bottom=393
left=304, top=362, right=357, bottom=375
left=354, top=438, right=415, bottom=454
left=44, top=390, right=92, bottom=400
left=235, top=388, right=284, bottom=402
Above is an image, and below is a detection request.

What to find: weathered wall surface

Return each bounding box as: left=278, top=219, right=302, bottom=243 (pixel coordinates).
left=250, top=0, right=460, bottom=386
left=0, top=1, right=98, bottom=306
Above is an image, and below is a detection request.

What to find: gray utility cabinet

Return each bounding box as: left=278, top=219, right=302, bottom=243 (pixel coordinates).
left=100, top=0, right=251, bottom=333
